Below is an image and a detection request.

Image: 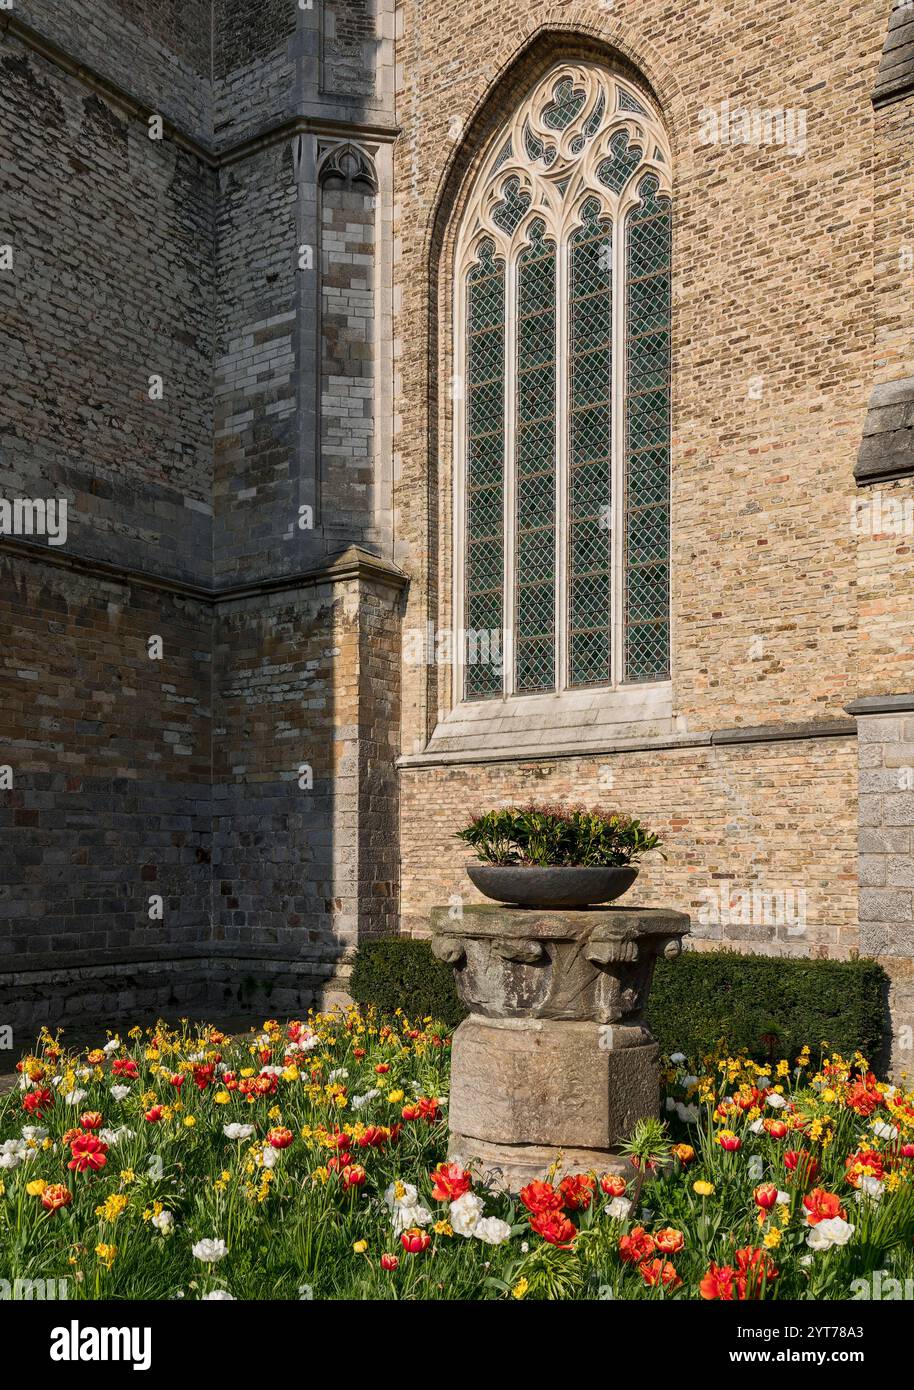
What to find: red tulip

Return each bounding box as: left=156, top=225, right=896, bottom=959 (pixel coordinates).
left=23, top=1089, right=53, bottom=1118
left=558, top=1173, right=595, bottom=1211
left=519, top=1180, right=563, bottom=1215
left=529, top=1210, right=577, bottom=1248
left=654, top=1226, right=685, bottom=1255
left=430, top=1162, right=472, bottom=1202
left=803, top=1188, right=846, bottom=1226
left=784, top=1150, right=819, bottom=1183
left=639, top=1257, right=681, bottom=1289
left=67, top=1135, right=108, bottom=1173
left=618, top=1226, right=656, bottom=1264
left=380, top=1253, right=399, bottom=1271
left=41, top=1184, right=72, bottom=1212
left=600, top=1173, right=628, bottom=1197
left=753, top=1183, right=779, bottom=1211
left=400, top=1227, right=431, bottom=1254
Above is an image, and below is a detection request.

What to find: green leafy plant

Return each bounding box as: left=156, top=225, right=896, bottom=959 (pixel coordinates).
left=349, top=936, right=467, bottom=1027
left=455, top=804, right=663, bottom=868
left=648, top=950, right=887, bottom=1063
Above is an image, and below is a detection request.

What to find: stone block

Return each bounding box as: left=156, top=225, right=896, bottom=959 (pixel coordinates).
left=451, top=1015, right=658, bottom=1150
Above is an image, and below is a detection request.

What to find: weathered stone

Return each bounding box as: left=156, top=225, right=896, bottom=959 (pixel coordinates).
left=434, top=903, right=689, bottom=1187
left=450, top=1016, right=658, bottom=1150
left=431, top=903, right=689, bottom=1025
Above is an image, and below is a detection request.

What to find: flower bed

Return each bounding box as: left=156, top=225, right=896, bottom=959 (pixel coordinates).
left=2, top=1012, right=913, bottom=1300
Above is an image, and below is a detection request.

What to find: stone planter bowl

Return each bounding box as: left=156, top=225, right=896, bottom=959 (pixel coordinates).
left=466, top=863, right=638, bottom=909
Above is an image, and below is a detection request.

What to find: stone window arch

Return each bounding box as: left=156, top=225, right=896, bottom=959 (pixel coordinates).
left=453, top=62, right=672, bottom=702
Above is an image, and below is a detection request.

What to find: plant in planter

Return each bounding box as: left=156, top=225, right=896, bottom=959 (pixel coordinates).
left=455, top=804, right=663, bottom=908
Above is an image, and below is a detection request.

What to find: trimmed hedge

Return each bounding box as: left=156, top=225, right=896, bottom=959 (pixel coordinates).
left=647, top=951, right=887, bottom=1063
left=350, top=938, right=887, bottom=1063
left=349, top=937, right=468, bottom=1029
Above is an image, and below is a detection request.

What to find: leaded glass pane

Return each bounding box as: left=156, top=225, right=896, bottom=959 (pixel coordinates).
left=465, top=241, right=505, bottom=698
left=543, top=78, right=586, bottom=130
left=492, top=176, right=531, bottom=236
left=457, top=68, right=672, bottom=700
left=515, top=220, right=556, bottom=692
left=597, top=130, right=643, bottom=195
left=624, top=176, right=671, bottom=682
left=617, top=89, right=648, bottom=116
left=567, top=200, right=613, bottom=686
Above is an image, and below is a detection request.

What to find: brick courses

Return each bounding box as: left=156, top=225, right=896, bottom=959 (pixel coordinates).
left=2, top=1, right=914, bottom=1070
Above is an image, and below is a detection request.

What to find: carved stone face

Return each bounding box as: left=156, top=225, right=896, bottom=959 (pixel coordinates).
left=431, top=904, right=689, bottom=1030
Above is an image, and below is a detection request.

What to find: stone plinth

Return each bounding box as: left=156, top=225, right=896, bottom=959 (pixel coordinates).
left=431, top=903, right=690, bottom=1189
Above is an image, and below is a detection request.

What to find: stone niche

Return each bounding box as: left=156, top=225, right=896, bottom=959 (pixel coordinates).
left=431, top=903, right=690, bottom=1189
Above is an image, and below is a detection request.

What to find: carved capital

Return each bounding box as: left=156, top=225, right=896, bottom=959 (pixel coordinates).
left=491, top=937, right=544, bottom=964
left=430, top=936, right=466, bottom=966
left=586, top=938, right=639, bottom=966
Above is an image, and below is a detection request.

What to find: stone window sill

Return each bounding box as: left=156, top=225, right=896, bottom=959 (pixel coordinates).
left=408, top=681, right=676, bottom=763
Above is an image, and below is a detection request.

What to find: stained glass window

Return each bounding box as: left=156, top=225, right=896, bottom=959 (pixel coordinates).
left=624, top=175, right=672, bottom=682
left=455, top=64, right=672, bottom=700
left=568, top=199, right=613, bottom=687
left=464, top=240, right=505, bottom=698
left=515, top=221, right=557, bottom=692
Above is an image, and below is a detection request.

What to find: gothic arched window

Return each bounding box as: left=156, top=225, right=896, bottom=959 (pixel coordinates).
left=454, top=63, right=672, bottom=701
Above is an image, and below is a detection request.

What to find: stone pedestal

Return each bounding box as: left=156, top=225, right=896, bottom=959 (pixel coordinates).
left=431, top=903, right=690, bottom=1189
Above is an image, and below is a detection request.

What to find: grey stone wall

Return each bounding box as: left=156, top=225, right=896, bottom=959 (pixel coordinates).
left=0, top=555, right=213, bottom=960
left=212, top=0, right=298, bottom=147
left=853, top=707, right=914, bottom=1074
left=0, top=0, right=401, bottom=1041
left=858, top=711, right=914, bottom=956
left=322, top=0, right=380, bottom=98
left=14, top=0, right=213, bottom=135
left=0, top=29, right=215, bottom=585
left=320, top=166, right=376, bottom=542
left=213, top=141, right=301, bottom=585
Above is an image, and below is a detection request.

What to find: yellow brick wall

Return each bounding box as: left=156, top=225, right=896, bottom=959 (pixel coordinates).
left=391, top=1, right=910, bottom=961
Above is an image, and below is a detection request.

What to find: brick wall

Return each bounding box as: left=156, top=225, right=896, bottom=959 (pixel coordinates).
left=0, top=554, right=213, bottom=960
left=212, top=563, right=402, bottom=976
left=400, top=737, right=858, bottom=952
left=0, top=28, right=215, bottom=584
left=320, top=172, right=376, bottom=540
left=213, top=141, right=301, bottom=585
left=14, top=0, right=212, bottom=134
left=0, top=0, right=399, bottom=1036
left=391, top=0, right=899, bottom=960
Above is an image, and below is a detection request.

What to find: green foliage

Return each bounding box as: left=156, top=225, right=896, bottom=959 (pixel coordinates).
left=349, top=936, right=468, bottom=1028
left=648, top=950, right=887, bottom=1064
left=455, top=804, right=663, bottom=867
